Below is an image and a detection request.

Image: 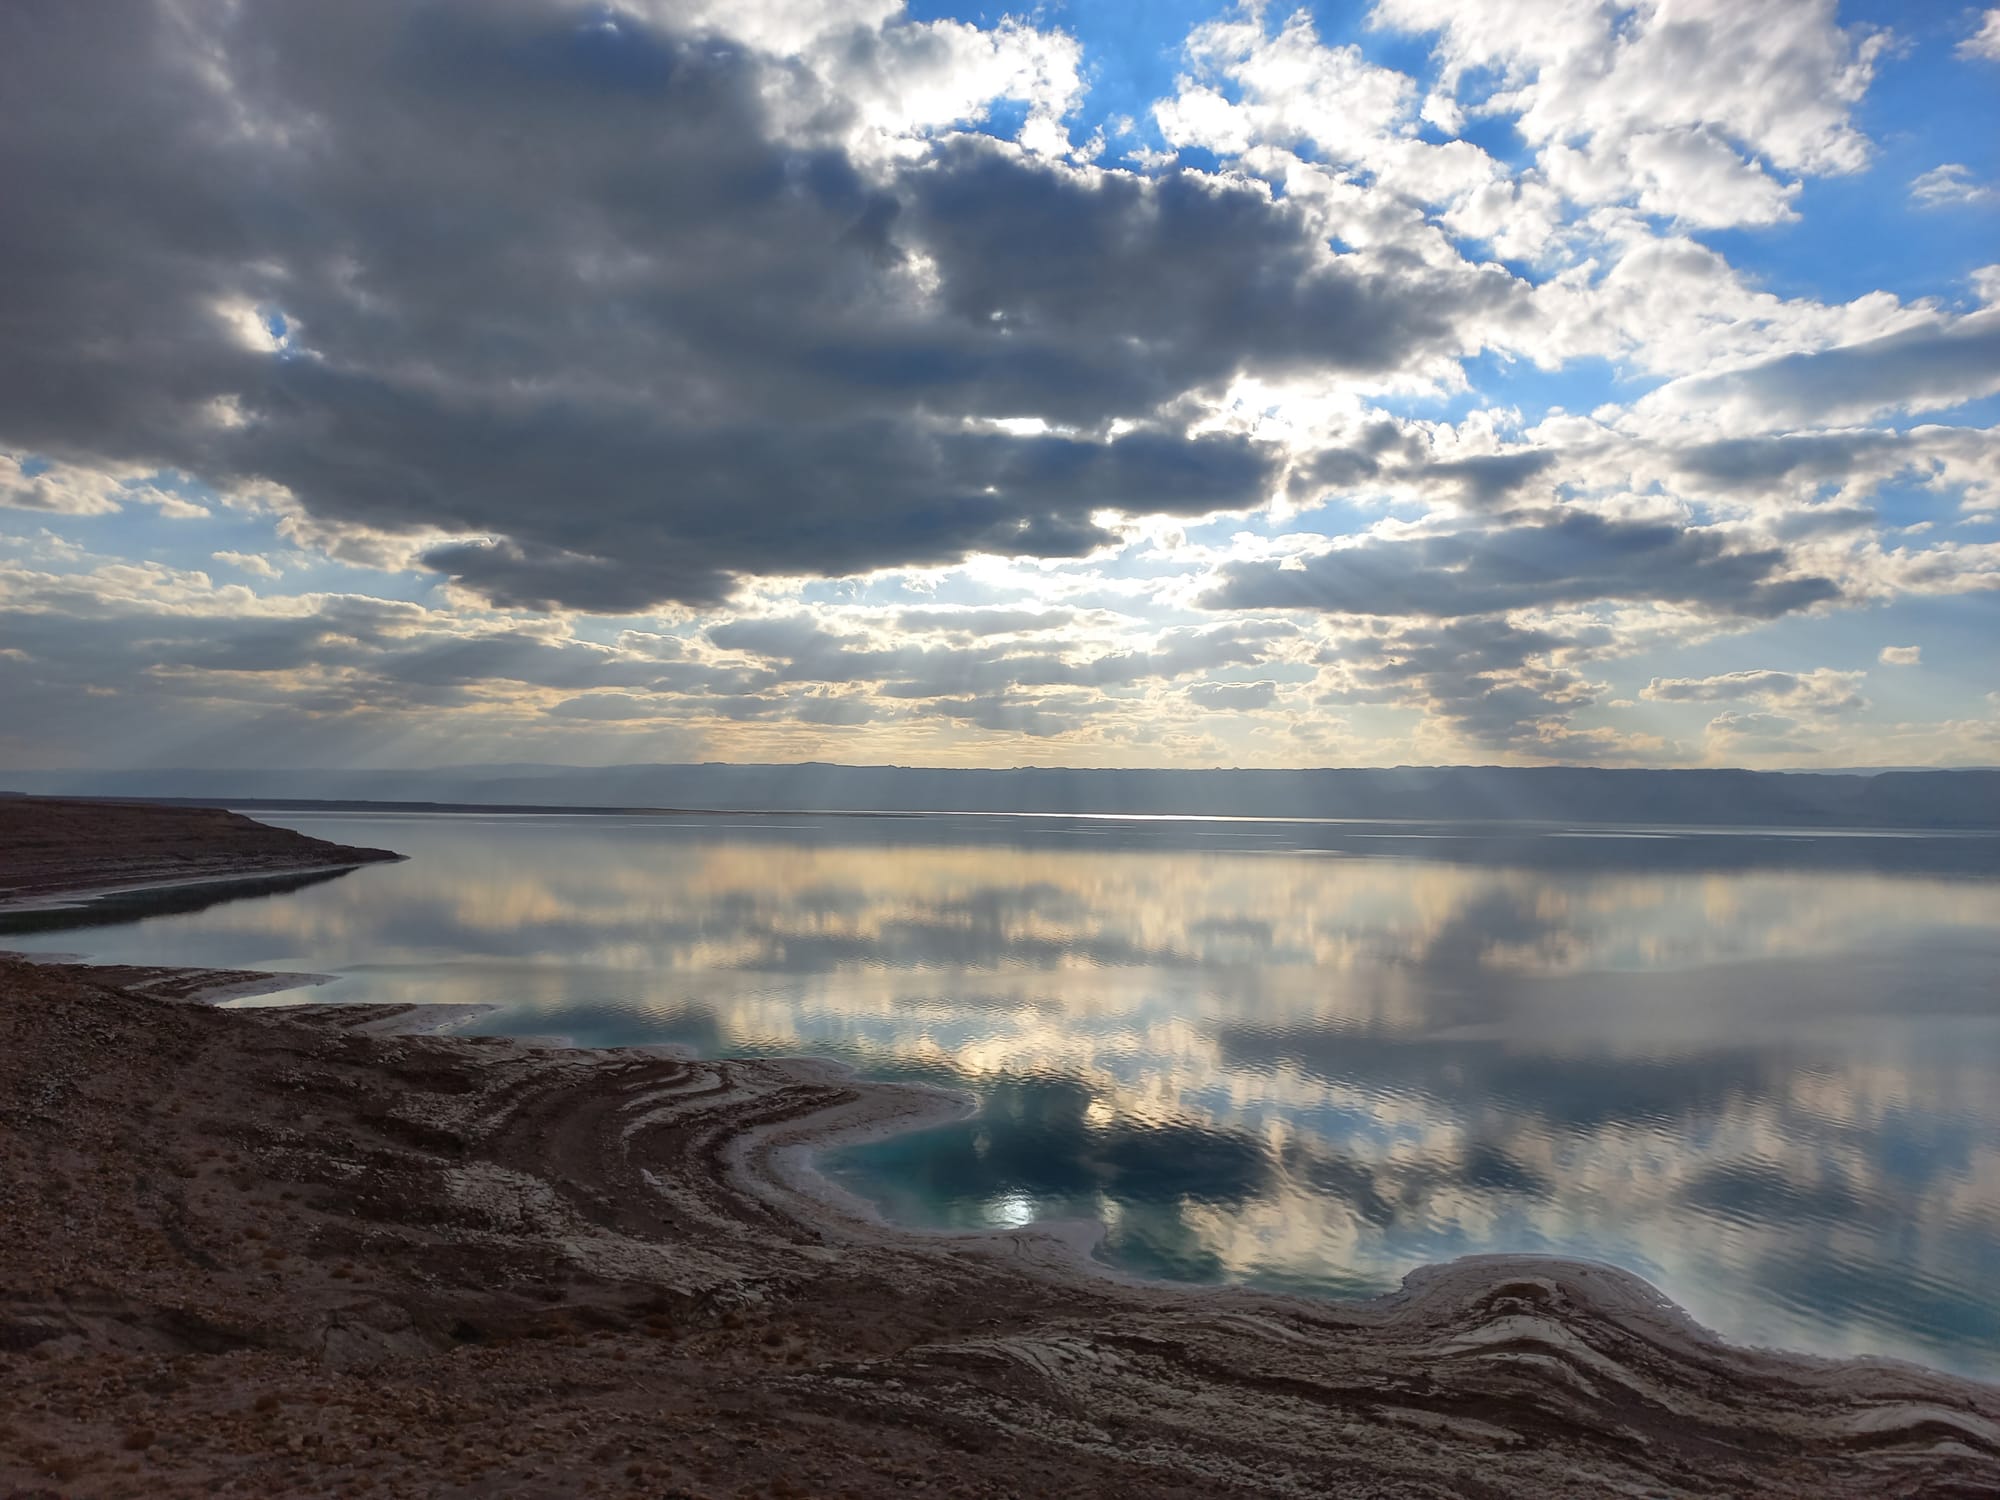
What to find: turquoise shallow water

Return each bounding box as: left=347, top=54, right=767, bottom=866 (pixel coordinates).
left=7, top=809, right=2000, bottom=1379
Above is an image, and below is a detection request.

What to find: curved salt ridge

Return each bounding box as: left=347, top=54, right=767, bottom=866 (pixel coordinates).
left=363, top=1021, right=1988, bottom=1398
left=658, top=1048, right=1996, bottom=1378
left=1841, top=1403, right=2000, bottom=1448
left=323, top=1001, right=501, bottom=1034
left=251, top=1008, right=2000, bottom=1493
left=720, top=1052, right=1983, bottom=1388
left=255, top=1007, right=1997, bottom=1378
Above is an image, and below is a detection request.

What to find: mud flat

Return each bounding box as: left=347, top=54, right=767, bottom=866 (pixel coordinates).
left=1, top=804, right=1997, bottom=1497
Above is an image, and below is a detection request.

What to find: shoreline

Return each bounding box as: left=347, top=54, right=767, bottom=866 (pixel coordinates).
left=0, top=796, right=401, bottom=913
left=0, top=856, right=408, bottom=915
left=33, top=937, right=1991, bottom=1389
left=52, top=954, right=2000, bottom=1392
left=687, top=1049, right=2000, bottom=1391
left=5, top=960, right=1998, bottom=1496
left=3, top=801, right=1998, bottom=1495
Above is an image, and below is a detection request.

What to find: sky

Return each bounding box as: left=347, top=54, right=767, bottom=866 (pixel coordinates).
left=2, top=0, right=1998, bottom=773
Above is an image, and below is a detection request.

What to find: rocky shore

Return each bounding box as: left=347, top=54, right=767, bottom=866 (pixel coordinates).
left=1, top=801, right=1996, bottom=1497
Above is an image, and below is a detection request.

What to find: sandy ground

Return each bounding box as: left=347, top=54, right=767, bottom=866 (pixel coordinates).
left=2, top=801, right=1997, bottom=1498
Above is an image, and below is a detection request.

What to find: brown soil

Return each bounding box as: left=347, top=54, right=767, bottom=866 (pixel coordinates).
left=1, top=802, right=1996, bottom=1498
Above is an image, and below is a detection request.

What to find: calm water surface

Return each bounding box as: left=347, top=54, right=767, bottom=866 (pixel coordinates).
left=7, top=810, right=2000, bottom=1379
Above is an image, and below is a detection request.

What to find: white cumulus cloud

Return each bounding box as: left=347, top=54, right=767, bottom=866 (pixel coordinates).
left=1960, top=8, right=2000, bottom=61
left=1910, top=163, right=1996, bottom=209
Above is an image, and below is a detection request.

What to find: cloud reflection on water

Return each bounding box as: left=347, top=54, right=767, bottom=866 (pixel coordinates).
left=8, top=811, right=1999, bottom=1376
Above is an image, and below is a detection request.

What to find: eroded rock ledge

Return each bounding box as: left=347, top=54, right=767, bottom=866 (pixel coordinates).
left=2, top=954, right=1996, bottom=1499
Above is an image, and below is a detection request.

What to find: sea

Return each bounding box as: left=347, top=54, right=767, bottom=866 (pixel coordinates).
left=6, top=808, right=1998, bottom=1379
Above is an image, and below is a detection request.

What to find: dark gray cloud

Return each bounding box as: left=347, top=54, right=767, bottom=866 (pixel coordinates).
left=0, top=0, right=1520, bottom=612
left=1663, top=427, right=2000, bottom=519
left=1651, top=313, right=2000, bottom=425
left=1208, top=509, right=1839, bottom=620
left=1284, top=421, right=1425, bottom=500
left=1769, top=506, right=1877, bottom=540
left=1284, top=436, right=1560, bottom=510
left=1243, top=503, right=1849, bottom=750
left=903, top=137, right=1515, bottom=394
left=1319, top=618, right=1615, bottom=753
left=1417, top=450, right=1559, bottom=509
left=1671, top=431, right=1904, bottom=489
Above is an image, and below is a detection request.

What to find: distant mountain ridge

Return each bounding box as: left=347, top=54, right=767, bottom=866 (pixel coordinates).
left=6, top=763, right=1999, bottom=829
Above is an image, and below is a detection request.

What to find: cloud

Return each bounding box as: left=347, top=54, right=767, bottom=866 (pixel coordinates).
left=1186, top=679, right=1278, bottom=711
left=0, top=0, right=1994, bottom=772
left=894, top=606, right=1076, bottom=637
left=1373, top=0, right=1885, bottom=227
left=1660, top=424, right=2000, bottom=516
left=1961, top=9, right=2000, bottom=61
left=916, top=689, right=1115, bottom=738
left=1523, top=228, right=1947, bottom=383
left=212, top=550, right=283, bottom=580
left=1879, top=645, right=1921, bottom=666
left=0, top=454, right=205, bottom=518
left=1315, top=616, right=1639, bottom=757
left=1155, top=0, right=1880, bottom=241
left=0, top=554, right=1026, bottom=767
left=1207, top=509, right=1839, bottom=620
left=1153, top=11, right=1575, bottom=261
left=0, top=560, right=691, bottom=727
left=547, top=693, right=673, bottom=722
left=1641, top=668, right=1866, bottom=713
left=1557, top=126, right=1800, bottom=229
left=0, top=0, right=1524, bottom=614
left=1633, top=308, right=2000, bottom=430
left=707, top=612, right=1293, bottom=702
left=1702, top=709, right=1817, bottom=757
left=1910, top=163, right=1997, bottom=209
left=1416, top=451, right=1559, bottom=509
left=1157, top=9, right=1414, bottom=162
left=0, top=456, right=125, bottom=517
